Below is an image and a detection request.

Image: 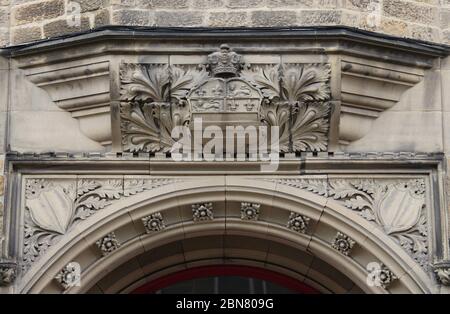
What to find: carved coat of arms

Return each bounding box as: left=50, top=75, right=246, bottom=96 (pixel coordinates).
left=119, top=44, right=331, bottom=153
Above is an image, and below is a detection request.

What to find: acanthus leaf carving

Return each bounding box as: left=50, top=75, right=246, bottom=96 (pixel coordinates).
left=23, top=178, right=180, bottom=272
left=120, top=45, right=332, bottom=154
left=268, top=177, right=428, bottom=267
left=281, top=63, right=331, bottom=102
left=240, top=64, right=281, bottom=100
left=120, top=64, right=170, bottom=102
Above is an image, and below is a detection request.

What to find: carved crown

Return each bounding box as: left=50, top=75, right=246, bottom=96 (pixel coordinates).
left=207, top=44, right=243, bottom=77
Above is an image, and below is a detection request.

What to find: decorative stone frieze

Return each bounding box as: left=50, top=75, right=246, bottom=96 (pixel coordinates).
left=286, top=212, right=310, bottom=234
left=23, top=177, right=180, bottom=271
left=192, top=203, right=214, bottom=222
left=96, top=232, right=121, bottom=256
left=240, top=202, right=260, bottom=220
left=331, top=232, right=356, bottom=256
left=270, top=178, right=428, bottom=267
left=55, top=262, right=81, bottom=290
left=142, top=213, right=165, bottom=233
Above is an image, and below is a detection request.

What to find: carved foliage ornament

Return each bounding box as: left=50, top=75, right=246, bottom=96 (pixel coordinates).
left=96, top=232, right=120, bottom=256
left=23, top=178, right=179, bottom=271
left=240, top=202, right=260, bottom=220
left=120, top=44, right=331, bottom=153
left=192, top=203, right=214, bottom=222
left=142, top=212, right=165, bottom=233
left=55, top=262, right=81, bottom=290
left=332, top=232, right=356, bottom=256
left=286, top=212, right=310, bottom=234
left=271, top=178, right=428, bottom=267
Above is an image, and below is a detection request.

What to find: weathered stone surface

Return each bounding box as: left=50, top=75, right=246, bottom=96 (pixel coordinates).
left=299, top=10, right=341, bottom=25
left=43, top=16, right=91, bottom=38
left=383, top=0, right=437, bottom=25
left=251, top=10, right=297, bottom=27
left=409, top=24, right=440, bottom=42
left=154, top=11, right=203, bottom=27
left=112, top=9, right=150, bottom=26
left=12, top=25, right=41, bottom=44
left=0, top=28, right=8, bottom=47
left=94, top=8, right=111, bottom=28
left=267, top=0, right=314, bottom=7
left=13, top=0, right=64, bottom=26
left=192, top=0, right=224, bottom=8
left=227, top=0, right=265, bottom=8
left=380, top=18, right=408, bottom=37
left=137, top=0, right=188, bottom=9
left=78, top=0, right=108, bottom=12
left=0, top=7, right=8, bottom=28
left=441, top=8, right=450, bottom=29
left=208, top=11, right=248, bottom=27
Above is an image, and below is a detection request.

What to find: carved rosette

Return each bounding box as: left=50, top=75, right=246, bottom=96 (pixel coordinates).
left=142, top=213, right=165, bottom=233
left=55, top=262, right=81, bottom=290
left=119, top=45, right=332, bottom=153
left=23, top=178, right=180, bottom=272
left=96, top=232, right=121, bottom=256
left=332, top=232, right=356, bottom=256
left=192, top=203, right=214, bottom=222
left=286, top=212, right=310, bottom=234
left=270, top=178, right=429, bottom=268
left=376, top=264, right=397, bottom=289
left=240, top=202, right=260, bottom=220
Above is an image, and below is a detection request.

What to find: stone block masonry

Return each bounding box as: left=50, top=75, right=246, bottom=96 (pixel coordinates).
left=0, top=0, right=448, bottom=46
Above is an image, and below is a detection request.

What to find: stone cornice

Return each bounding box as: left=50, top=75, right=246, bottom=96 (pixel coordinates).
left=1, top=26, right=449, bottom=67
left=5, top=151, right=444, bottom=175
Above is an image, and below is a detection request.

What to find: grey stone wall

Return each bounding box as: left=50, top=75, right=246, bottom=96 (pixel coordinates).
left=0, top=0, right=449, bottom=46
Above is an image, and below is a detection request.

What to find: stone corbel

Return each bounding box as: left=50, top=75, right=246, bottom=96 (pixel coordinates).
left=339, top=60, right=423, bottom=145
left=433, top=262, right=450, bottom=286
left=0, top=261, right=17, bottom=286
left=25, top=61, right=112, bottom=146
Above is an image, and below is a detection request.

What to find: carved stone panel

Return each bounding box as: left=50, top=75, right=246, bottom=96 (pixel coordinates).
left=119, top=44, right=332, bottom=153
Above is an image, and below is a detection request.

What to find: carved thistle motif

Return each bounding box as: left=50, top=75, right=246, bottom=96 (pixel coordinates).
left=271, top=178, right=428, bottom=267
left=120, top=45, right=331, bottom=153
left=23, top=178, right=179, bottom=271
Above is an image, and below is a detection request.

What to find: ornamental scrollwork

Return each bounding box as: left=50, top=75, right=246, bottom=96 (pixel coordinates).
left=269, top=178, right=428, bottom=268
left=120, top=44, right=331, bottom=153
left=23, top=178, right=180, bottom=272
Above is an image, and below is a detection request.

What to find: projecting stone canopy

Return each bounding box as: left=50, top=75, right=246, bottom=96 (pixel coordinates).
left=9, top=27, right=445, bottom=153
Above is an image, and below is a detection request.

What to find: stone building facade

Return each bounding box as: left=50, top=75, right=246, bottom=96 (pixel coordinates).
left=0, top=1, right=450, bottom=294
